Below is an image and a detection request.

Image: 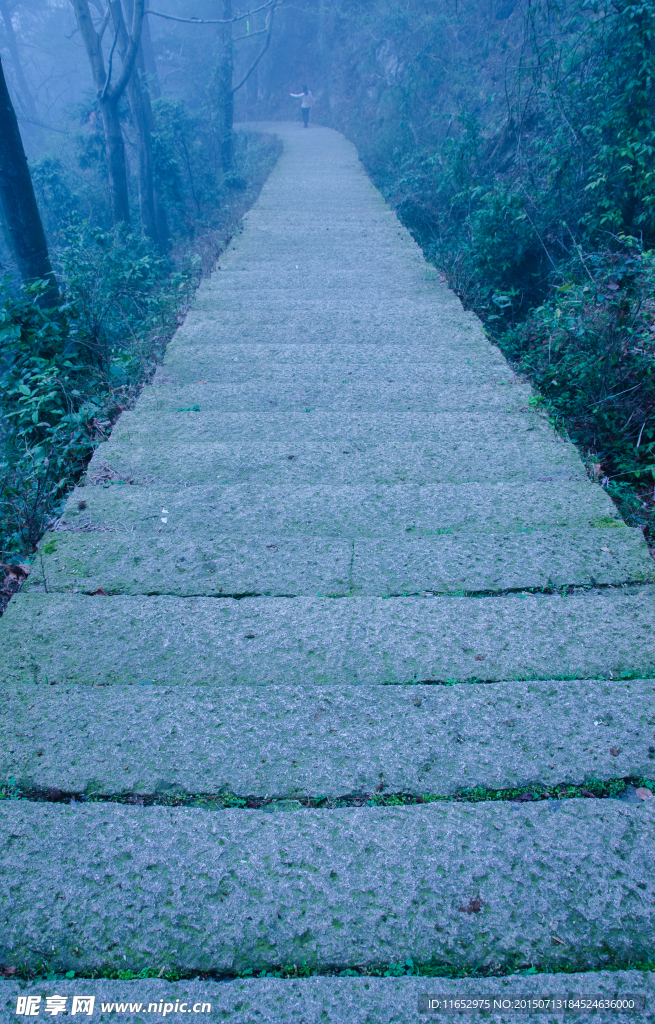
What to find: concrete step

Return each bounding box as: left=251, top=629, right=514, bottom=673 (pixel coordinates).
left=2, top=678, right=654, bottom=798
left=87, top=428, right=586, bottom=490
left=162, top=337, right=506, bottom=379
left=1, top=800, right=653, bottom=975
left=2, top=971, right=653, bottom=1023
left=180, top=299, right=489, bottom=348
left=51, top=477, right=624, bottom=541
left=29, top=526, right=653, bottom=597
left=151, top=339, right=515, bottom=382
left=133, top=377, right=536, bottom=417
left=2, top=589, right=654, bottom=687
left=105, top=406, right=596, bottom=481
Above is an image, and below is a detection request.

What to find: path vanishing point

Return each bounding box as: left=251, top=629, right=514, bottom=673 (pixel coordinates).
left=2, top=124, right=655, bottom=1022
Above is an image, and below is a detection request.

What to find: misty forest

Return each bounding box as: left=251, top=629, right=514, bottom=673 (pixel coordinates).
left=2, top=0, right=655, bottom=1007
left=1, top=0, right=654, bottom=574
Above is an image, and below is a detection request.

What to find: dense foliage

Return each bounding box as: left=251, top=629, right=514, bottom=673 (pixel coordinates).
left=2, top=0, right=655, bottom=563
left=304, top=0, right=655, bottom=541
left=0, top=129, right=280, bottom=567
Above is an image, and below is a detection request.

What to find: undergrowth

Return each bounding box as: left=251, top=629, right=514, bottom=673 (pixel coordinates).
left=333, top=0, right=655, bottom=550
left=0, top=130, right=280, bottom=596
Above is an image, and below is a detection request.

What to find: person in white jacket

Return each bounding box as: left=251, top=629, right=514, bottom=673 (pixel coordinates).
left=290, top=84, right=313, bottom=127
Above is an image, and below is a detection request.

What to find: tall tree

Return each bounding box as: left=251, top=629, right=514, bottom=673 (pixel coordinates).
left=0, top=0, right=36, bottom=119
left=72, top=0, right=144, bottom=225
left=214, top=0, right=234, bottom=172
left=109, top=0, right=158, bottom=242
left=140, top=0, right=160, bottom=99
left=0, top=55, right=57, bottom=304
left=214, top=0, right=279, bottom=170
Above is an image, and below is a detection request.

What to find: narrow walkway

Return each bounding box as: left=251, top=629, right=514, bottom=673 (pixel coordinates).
left=1, top=125, right=655, bottom=1019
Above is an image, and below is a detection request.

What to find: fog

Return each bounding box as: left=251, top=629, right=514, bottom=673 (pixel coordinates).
left=0, top=1, right=654, bottom=1008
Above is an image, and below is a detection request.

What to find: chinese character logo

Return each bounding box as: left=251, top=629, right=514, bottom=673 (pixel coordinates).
left=44, top=995, right=68, bottom=1016
left=72, top=996, right=95, bottom=1016
left=16, top=995, right=41, bottom=1016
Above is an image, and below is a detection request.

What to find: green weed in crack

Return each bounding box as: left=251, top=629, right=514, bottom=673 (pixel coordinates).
left=6, top=953, right=655, bottom=985
left=2, top=777, right=653, bottom=809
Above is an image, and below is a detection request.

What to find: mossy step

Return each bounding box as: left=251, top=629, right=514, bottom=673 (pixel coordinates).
left=2, top=971, right=653, bottom=1023
left=2, top=679, right=654, bottom=798
left=28, top=526, right=654, bottom=597
left=48, top=477, right=625, bottom=542
left=1, top=801, right=653, bottom=975
left=2, top=589, right=655, bottom=687
left=87, top=428, right=586, bottom=490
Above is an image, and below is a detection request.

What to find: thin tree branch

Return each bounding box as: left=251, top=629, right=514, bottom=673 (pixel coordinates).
left=101, top=24, right=119, bottom=99
left=234, top=27, right=267, bottom=40
left=147, top=0, right=276, bottom=25
left=109, top=0, right=144, bottom=99
left=230, top=2, right=279, bottom=95
left=97, top=5, right=111, bottom=42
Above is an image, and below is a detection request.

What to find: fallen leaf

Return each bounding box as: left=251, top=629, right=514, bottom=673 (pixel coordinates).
left=609, top=747, right=622, bottom=756
left=458, top=897, right=482, bottom=914
left=636, top=787, right=653, bottom=801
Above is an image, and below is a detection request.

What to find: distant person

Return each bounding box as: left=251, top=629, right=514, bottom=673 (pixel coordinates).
left=290, top=84, right=313, bottom=127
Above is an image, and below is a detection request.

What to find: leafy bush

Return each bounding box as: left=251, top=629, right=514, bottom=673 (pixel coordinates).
left=497, top=243, right=655, bottom=535
left=328, top=0, right=655, bottom=543
left=0, top=128, right=280, bottom=569
left=0, top=228, right=183, bottom=557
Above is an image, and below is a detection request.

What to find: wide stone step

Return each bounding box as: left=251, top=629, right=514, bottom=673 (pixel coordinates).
left=3, top=589, right=654, bottom=686
left=180, top=301, right=489, bottom=347
left=133, top=377, right=535, bottom=417
left=2, top=679, right=654, bottom=797
left=30, top=526, right=653, bottom=597
left=162, top=337, right=504, bottom=379
left=88, top=429, right=586, bottom=489
left=1, top=801, right=653, bottom=974
left=153, top=339, right=514, bottom=381
left=2, top=971, right=653, bottom=1024
left=106, top=406, right=593, bottom=471
left=51, top=478, right=623, bottom=541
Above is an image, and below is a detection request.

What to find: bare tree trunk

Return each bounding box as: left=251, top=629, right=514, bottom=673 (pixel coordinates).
left=98, top=92, right=131, bottom=224
left=138, top=55, right=169, bottom=246
left=127, top=76, right=158, bottom=239
left=0, top=56, right=57, bottom=304
left=0, top=0, right=36, bottom=119
left=318, top=0, right=331, bottom=115
left=71, top=0, right=145, bottom=227
left=140, top=0, right=161, bottom=99
left=245, top=58, right=258, bottom=119
left=111, top=0, right=158, bottom=242
left=215, top=0, right=234, bottom=172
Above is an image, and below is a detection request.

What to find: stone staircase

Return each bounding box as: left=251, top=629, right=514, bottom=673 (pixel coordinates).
left=1, top=123, right=654, bottom=1022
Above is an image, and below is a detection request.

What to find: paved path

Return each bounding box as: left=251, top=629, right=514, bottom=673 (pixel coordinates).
left=2, top=124, right=655, bottom=1020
